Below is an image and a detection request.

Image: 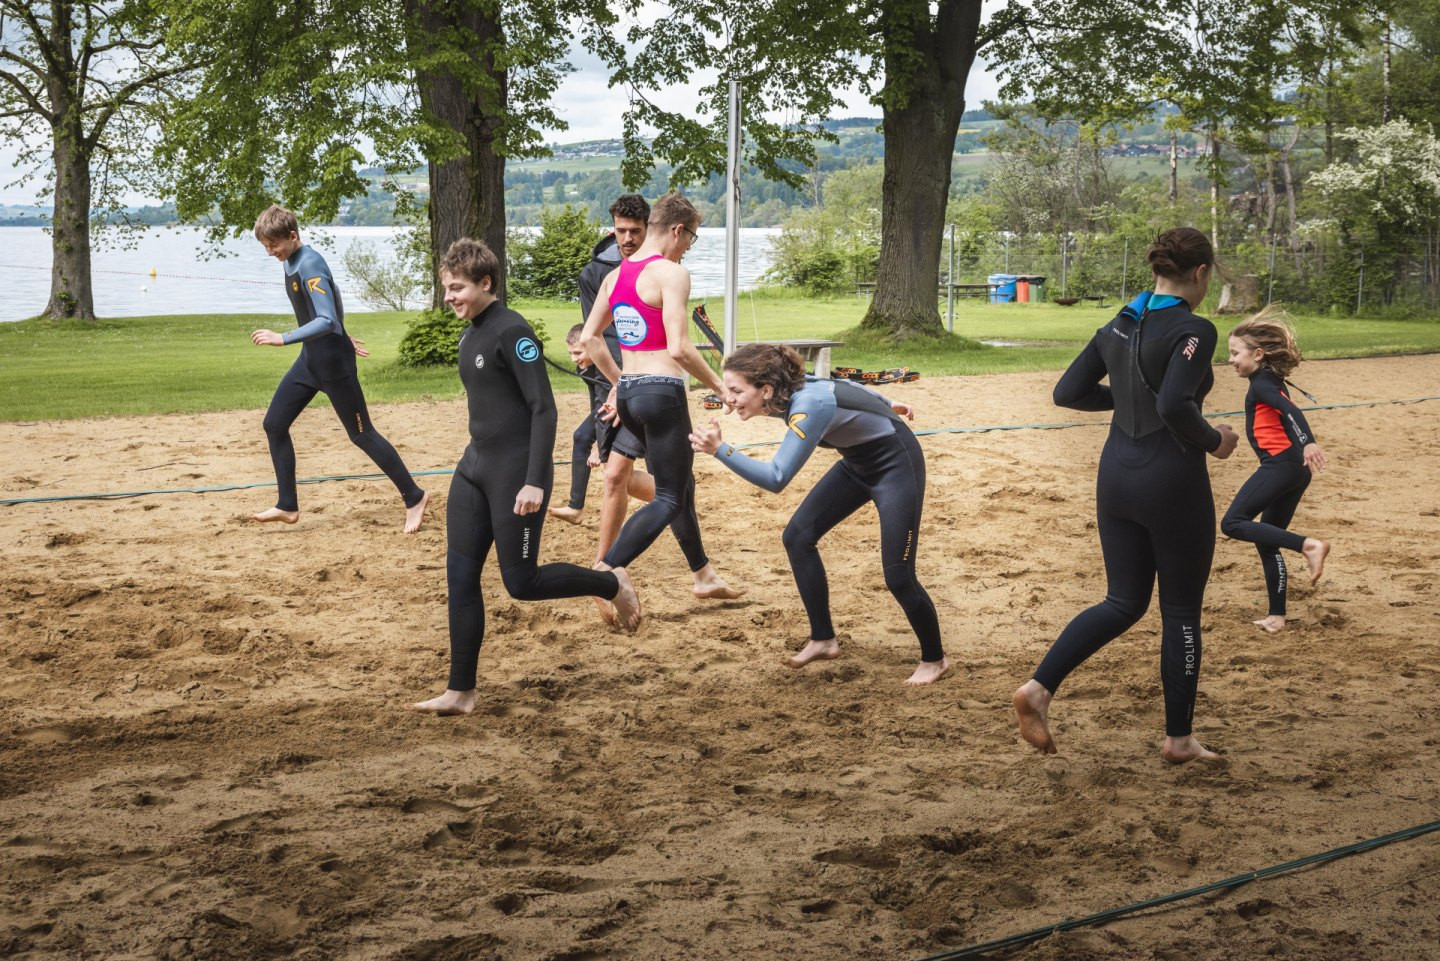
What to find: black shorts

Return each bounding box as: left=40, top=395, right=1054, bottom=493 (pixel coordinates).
left=597, top=418, right=645, bottom=462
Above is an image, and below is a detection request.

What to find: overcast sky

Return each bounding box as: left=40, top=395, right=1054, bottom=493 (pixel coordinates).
left=0, top=44, right=1006, bottom=208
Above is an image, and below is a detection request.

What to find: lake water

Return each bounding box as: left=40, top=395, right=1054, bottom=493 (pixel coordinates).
left=0, top=225, right=780, bottom=322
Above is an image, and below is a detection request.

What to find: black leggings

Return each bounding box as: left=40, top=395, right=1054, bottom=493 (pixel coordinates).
left=1033, top=429, right=1214, bottom=737
left=446, top=466, right=618, bottom=691
left=783, top=430, right=943, bottom=663
left=263, top=357, right=424, bottom=512
left=1221, top=460, right=1311, bottom=616
left=565, top=414, right=599, bottom=510
left=601, top=376, right=708, bottom=572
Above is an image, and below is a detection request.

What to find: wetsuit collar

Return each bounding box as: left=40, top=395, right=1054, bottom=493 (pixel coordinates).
left=470, top=299, right=502, bottom=326
left=1121, top=291, right=1184, bottom=319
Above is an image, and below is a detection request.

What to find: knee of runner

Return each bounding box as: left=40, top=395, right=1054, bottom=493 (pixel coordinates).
left=1103, top=593, right=1150, bottom=624
left=499, top=565, right=542, bottom=599
left=781, top=521, right=817, bottom=554
left=881, top=562, right=921, bottom=598
left=1219, top=513, right=1245, bottom=539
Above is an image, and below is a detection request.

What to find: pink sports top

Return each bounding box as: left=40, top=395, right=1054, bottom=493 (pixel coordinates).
left=609, top=255, right=668, bottom=351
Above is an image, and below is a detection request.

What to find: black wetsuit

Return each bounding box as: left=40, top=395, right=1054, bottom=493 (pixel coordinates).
left=1032, top=292, right=1223, bottom=738
left=447, top=300, right=620, bottom=691
left=1220, top=368, right=1316, bottom=616
left=711, top=378, right=943, bottom=663
left=578, top=234, right=644, bottom=461
left=262, top=245, right=423, bottom=513
left=562, top=363, right=612, bottom=510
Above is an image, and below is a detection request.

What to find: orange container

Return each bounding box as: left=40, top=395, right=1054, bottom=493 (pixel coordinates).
left=1016, top=279, right=1030, bottom=303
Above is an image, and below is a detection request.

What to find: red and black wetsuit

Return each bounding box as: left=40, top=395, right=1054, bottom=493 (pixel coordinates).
left=1221, top=368, right=1317, bottom=616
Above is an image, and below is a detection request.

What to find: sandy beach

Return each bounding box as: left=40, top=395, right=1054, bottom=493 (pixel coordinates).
left=2, top=355, right=1437, bottom=960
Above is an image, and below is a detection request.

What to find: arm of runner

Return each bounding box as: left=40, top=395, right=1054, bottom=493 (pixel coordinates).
left=1156, top=323, right=1225, bottom=452
left=580, top=271, right=622, bottom=390
left=660, top=267, right=723, bottom=396
left=502, top=321, right=560, bottom=491
left=705, top=390, right=836, bottom=494
left=282, top=273, right=340, bottom=344
left=1254, top=374, right=1317, bottom=450
left=1053, top=334, right=1114, bottom=411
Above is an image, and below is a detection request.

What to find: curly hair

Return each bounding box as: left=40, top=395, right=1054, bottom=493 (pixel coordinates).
left=723, top=343, right=807, bottom=413
left=1230, top=305, right=1303, bottom=379
left=1147, top=227, right=1214, bottom=280
left=609, top=193, right=650, bottom=223
left=438, top=238, right=500, bottom=292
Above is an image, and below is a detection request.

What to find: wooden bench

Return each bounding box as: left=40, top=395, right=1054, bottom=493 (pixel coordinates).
left=696, top=338, right=846, bottom=378
left=855, top=282, right=1000, bottom=300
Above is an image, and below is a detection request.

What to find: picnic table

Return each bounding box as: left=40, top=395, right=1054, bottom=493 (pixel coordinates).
left=855, top=281, right=1000, bottom=300
left=696, top=338, right=846, bottom=378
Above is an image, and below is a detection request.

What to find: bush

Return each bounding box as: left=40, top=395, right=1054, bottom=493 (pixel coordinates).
left=508, top=205, right=604, bottom=300
left=396, top=306, right=551, bottom=368
left=397, top=307, right=469, bottom=367
left=341, top=239, right=421, bottom=310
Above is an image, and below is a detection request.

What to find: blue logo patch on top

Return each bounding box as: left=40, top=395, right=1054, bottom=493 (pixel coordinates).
left=613, top=303, right=647, bottom=347
left=515, top=337, right=540, bottom=362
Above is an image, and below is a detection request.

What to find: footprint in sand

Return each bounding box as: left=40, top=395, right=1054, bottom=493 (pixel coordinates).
left=18, top=724, right=80, bottom=745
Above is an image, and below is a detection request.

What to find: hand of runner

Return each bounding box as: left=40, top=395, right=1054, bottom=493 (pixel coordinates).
left=350, top=336, right=369, bottom=358
left=251, top=329, right=285, bottom=347
left=514, top=484, right=544, bottom=515
left=690, top=420, right=723, bottom=455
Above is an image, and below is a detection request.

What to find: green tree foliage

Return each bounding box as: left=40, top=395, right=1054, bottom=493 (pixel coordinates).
left=0, top=0, right=196, bottom=319
left=156, top=0, right=615, bottom=302
left=766, top=164, right=881, bottom=293
left=985, top=0, right=1369, bottom=250
left=613, top=1, right=985, bottom=339
left=1307, top=119, right=1440, bottom=307
left=507, top=205, right=604, bottom=299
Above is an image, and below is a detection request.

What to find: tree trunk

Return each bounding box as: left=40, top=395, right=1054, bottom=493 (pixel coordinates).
left=1279, top=127, right=1301, bottom=273
left=1168, top=129, right=1178, bottom=204
left=405, top=0, right=508, bottom=308
left=1263, top=154, right=1276, bottom=236
left=1209, top=130, right=1221, bottom=253
left=42, top=9, right=96, bottom=321
left=861, top=0, right=982, bottom=338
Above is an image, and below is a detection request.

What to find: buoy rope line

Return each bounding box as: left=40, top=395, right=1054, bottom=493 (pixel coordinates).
left=3, top=394, right=1436, bottom=507
left=7, top=263, right=273, bottom=286
left=913, top=819, right=1440, bottom=960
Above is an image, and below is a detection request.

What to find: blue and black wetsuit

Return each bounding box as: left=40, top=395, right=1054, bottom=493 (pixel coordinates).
left=710, top=378, right=943, bottom=663
left=1033, top=292, right=1223, bottom=738
left=447, top=301, right=621, bottom=691
left=262, top=245, right=423, bottom=513
left=1221, top=368, right=1317, bottom=616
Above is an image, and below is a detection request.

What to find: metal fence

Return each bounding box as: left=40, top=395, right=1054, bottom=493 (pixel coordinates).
left=940, top=228, right=1440, bottom=315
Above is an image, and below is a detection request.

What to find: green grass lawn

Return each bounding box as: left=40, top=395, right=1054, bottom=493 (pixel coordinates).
left=2, top=291, right=1437, bottom=421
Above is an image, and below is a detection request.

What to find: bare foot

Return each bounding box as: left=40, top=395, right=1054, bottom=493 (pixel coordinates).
left=610, top=567, right=642, bottom=632
left=1013, top=679, right=1057, bottom=754
left=251, top=507, right=299, bottom=525
left=692, top=564, right=747, bottom=600
left=590, top=595, right=618, bottom=627
left=785, top=639, right=841, bottom=668
left=409, top=689, right=477, bottom=716
left=905, top=657, right=950, bottom=686
left=404, top=490, right=430, bottom=534
left=1303, top=538, right=1330, bottom=585
left=1161, top=735, right=1219, bottom=764
left=1253, top=615, right=1286, bottom=634
left=548, top=505, right=583, bottom=525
